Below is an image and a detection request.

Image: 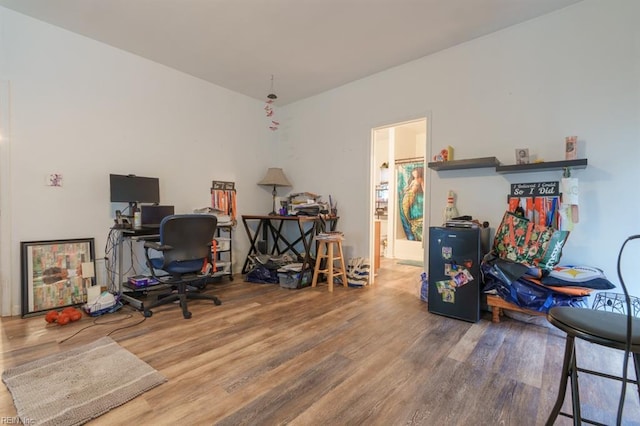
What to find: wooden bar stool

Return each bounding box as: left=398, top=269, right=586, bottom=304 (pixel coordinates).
left=311, top=236, right=347, bottom=292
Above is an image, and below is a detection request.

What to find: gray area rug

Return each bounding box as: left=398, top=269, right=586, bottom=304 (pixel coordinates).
left=2, top=336, right=167, bottom=426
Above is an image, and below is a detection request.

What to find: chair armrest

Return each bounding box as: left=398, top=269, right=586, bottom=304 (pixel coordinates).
left=143, top=242, right=174, bottom=284
left=143, top=241, right=174, bottom=251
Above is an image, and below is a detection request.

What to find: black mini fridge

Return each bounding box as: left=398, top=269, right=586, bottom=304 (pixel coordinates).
left=428, top=226, right=482, bottom=323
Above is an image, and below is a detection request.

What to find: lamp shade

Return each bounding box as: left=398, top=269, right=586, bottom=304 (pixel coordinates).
left=257, top=168, right=291, bottom=187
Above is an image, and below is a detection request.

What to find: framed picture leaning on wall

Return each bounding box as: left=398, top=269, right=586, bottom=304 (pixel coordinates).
left=21, top=238, right=96, bottom=317
left=515, top=148, right=530, bottom=164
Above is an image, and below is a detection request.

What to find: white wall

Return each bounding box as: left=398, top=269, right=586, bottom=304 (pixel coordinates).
left=0, top=8, right=278, bottom=315
left=1, top=1, right=639, bottom=316
left=280, top=0, right=640, bottom=295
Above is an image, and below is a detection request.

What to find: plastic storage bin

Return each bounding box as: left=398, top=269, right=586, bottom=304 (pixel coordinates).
left=214, top=237, right=231, bottom=252
left=278, top=269, right=313, bottom=289
left=214, top=261, right=231, bottom=274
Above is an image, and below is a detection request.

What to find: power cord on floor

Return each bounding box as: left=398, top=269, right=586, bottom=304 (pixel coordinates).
left=58, top=306, right=147, bottom=344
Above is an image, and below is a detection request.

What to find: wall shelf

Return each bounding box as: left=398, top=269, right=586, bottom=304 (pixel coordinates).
left=428, top=156, right=500, bottom=171
left=428, top=157, right=588, bottom=175
left=495, top=158, right=587, bottom=174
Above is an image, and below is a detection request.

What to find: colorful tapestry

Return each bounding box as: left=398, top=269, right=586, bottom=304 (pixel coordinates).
left=396, top=161, right=425, bottom=241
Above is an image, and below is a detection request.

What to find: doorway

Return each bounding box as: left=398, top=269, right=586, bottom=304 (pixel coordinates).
left=370, top=118, right=428, bottom=280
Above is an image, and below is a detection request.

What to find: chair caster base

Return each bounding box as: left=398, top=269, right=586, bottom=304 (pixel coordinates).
left=214, top=298, right=222, bottom=306
left=143, top=310, right=153, bottom=318
left=183, top=311, right=192, bottom=319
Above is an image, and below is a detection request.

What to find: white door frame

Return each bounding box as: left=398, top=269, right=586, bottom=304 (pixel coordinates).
left=369, top=114, right=431, bottom=283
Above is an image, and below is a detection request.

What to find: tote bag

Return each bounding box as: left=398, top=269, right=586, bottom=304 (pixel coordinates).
left=493, top=212, right=569, bottom=271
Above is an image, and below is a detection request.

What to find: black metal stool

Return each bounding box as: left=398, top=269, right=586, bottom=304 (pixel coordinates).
left=546, top=235, right=640, bottom=425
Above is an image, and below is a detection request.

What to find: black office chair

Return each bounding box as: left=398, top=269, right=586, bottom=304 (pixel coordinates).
left=546, top=235, right=640, bottom=425
left=142, top=214, right=221, bottom=319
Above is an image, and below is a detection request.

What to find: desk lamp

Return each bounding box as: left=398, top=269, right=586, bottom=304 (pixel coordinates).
left=258, top=168, right=291, bottom=215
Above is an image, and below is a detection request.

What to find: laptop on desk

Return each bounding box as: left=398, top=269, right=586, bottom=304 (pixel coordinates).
left=140, top=205, right=175, bottom=229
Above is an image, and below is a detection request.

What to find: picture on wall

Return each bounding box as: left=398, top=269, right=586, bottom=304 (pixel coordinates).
left=21, top=238, right=96, bottom=317
left=396, top=159, right=425, bottom=241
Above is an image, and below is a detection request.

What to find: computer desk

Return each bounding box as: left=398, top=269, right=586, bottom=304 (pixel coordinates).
left=113, top=227, right=163, bottom=310
left=241, top=215, right=339, bottom=282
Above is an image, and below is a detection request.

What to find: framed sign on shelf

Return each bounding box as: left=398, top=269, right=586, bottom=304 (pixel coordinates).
left=20, top=238, right=96, bottom=317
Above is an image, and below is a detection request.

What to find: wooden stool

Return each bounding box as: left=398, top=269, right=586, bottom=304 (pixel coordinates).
left=311, top=237, right=347, bottom=292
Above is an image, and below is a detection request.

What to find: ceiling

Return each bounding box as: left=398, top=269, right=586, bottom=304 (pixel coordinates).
left=0, top=0, right=582, bottom=105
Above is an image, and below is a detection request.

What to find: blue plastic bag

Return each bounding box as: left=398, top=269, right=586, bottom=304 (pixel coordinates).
left=482, top=255, right=586, bottom=313
left=245, top=265, right=279, bottom=284
left=420, top=272, right=428, bottom=302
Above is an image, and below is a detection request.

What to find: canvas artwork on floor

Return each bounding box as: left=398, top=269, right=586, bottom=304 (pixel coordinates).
left=20, top=238, right=96, bottom=316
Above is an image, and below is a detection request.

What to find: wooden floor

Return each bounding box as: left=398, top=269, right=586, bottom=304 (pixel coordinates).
left=1, top=259, right=639, bottom=425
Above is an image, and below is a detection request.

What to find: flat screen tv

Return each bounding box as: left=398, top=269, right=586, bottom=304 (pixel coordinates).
left=109, top=174, right=160, bottom=204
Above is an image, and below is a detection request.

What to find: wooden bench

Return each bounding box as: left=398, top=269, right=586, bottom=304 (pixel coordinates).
left=486, top=294, right=547, bottom=323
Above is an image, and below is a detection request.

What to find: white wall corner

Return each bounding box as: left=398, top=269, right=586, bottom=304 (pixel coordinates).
left=0, top=80, right=13, bottom=316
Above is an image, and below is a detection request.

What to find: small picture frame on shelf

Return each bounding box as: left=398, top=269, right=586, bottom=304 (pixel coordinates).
left=565, top=136, right=577, bottom=160
left=515, top=148, right=530, bottom=165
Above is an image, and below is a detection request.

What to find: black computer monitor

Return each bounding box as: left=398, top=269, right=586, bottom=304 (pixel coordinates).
left=109, top=174, right=160, bottom=204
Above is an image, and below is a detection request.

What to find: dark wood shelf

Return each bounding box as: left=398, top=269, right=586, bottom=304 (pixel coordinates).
left=427, top=157, right=588, bottom=175
left=495, top=158, right=587, bottom=174
left=428, top=156, right=500, bottom=171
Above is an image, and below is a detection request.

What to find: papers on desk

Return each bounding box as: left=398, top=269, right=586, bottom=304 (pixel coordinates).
left=291, top=203, right=321, bottom=216
left=193, top=207, right=233, bottom=226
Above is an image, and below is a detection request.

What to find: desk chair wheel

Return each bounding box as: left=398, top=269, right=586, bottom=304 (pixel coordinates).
left=143, top=310, right=153, bottom=318
left=213, top=297, right=222, bottom=306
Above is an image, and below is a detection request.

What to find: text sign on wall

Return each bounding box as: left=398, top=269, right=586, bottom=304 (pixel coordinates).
left=510, top=181, right=559, bottom=197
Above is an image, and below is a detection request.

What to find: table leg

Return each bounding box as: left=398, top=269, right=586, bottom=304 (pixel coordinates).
left=327, top=242, right=334, bottom=292
left=116, top=231, right=144, bottom=310
left=242, top=218, right=266, bottom=274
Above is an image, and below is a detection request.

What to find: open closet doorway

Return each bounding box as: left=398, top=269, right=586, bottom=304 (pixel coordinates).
left=370, top=118, right=428, bottom=281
